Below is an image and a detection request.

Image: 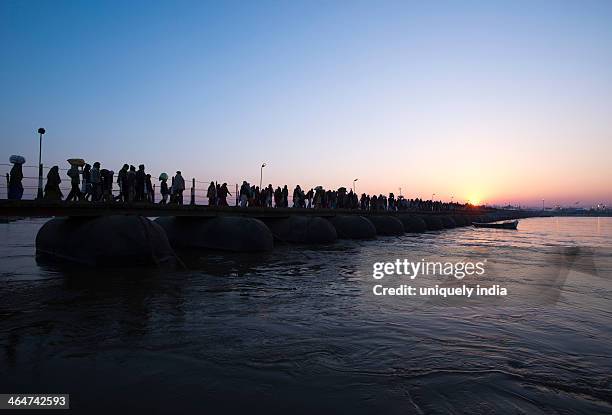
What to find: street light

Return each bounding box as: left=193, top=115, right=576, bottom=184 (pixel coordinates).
left=353, top=178, right=358, bottom=194
left=36, top=128, right=45, bottom=199
left=260, top=163, right=266, bottom=189
left=431, top=193, right=436, bottom=211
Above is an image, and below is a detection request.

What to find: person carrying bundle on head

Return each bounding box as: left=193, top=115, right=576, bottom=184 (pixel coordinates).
left=8, top=155, right=25, bottom=200
left=159, top=173, right=169, bottom=204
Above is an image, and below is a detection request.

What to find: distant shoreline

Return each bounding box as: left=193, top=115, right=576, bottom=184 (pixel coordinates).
left=549, top=212, right=612, bottom=217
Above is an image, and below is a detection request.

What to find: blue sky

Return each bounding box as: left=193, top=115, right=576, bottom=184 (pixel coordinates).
left=1, top=0, right=611, bottom=206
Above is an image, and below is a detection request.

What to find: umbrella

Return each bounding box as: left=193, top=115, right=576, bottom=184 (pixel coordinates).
left=9, top=155, right=25, bottom=164
left=67, top=158, right=85, bottom=167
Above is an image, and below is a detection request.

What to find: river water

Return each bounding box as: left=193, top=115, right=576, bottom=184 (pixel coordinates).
left=0, top=217, right=611, bottom=414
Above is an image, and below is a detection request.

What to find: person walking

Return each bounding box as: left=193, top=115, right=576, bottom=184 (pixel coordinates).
left=82, top=164, right=92, bottom=201
left=282, top=185, right=288, bottom=208
left=306, top=188, right=313, bottom=208
left=126, top=165, right=136, bottom=202
left=293, top=185, right=303, bottom=208
left=218, top=182, right=231, bottom=206
left=66, top=163, right=82, bottom=202
left=135, top=164, right=146, bottom=202
left=115, top=164, right=128, bottom=202
left=43, top=166, right=62, bottom=201
left=266, top=184, right=273, bottom=207
left=145, top=174, right=153, bottom=203
left=239, top=181, right=250, bottom=208
left=159, top=173, right=169, bottom=204
left=7, top=156, right=25, bottom=200
left=207, top=181, right=217, bottom=206
left=172, top=171, right=185, bottom=205
left=90, top=162, right=102, bottom=201
left=101, top=169, right=114, bottom=202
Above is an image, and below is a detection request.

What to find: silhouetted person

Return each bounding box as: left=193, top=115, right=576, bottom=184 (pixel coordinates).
left=266, top=184, right=273, bottom=207
left=389, top=193, right=395, bottom=211
left=43, top=166, right=62, bottom=201
left=126, top=165, right=136, bottom=202
left=101, top=169, right=114, bottom=202
left=172, top=171, right=185, bottom=205
left=248, top=185, right=255, bottom=206
left=83, top=164, right=92, bottom=201
left=293, top=185, right=305, bottom=208
left=207, top=181, right=217, bottom=206
left=282, top=185, right=288, bottom=207
left=314, top=187, right=324, bottom=208
left=159, top=175, right=169, bottom=204
left=347, top=189, right=355, bottom=209
left=116, top=164, right=129, bottom=202
left=361, top=193, right=369, bottom=210
left=135, top=164, right=146, bottom=202
left=66, top=163, right=82, bottom=202
left=254, top=186, right=261, bottom=207
left=8, top=161, right=24, bottom=200
left=306, top=188, right=313, bottom=208
left=145, top=174, right=153, bottom=202
left=371, top=195, right=378, bottom=211
left=337, top=187, right=347, bottom=209
left=218, top=182, right=231, bottom=206
left=239, top=181, right=250, bottom=207
left=90, top=162, right=102, bottom=201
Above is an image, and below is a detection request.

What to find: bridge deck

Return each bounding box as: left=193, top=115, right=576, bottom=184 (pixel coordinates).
left=0, top=200, right=491, bottom=218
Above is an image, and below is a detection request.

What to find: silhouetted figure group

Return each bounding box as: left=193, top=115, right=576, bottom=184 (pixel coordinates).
left=119, top=165, right=183, bottom=204
left=232, top=181, right=469, bottom=211
left=5, top=155, right=472, bottom=211
left=237, top=181, right=291, bottom=208
left=116, top=164, right=156, bottom=203
left=208, top=181, right=232, bottom=207
left=18, top=160, right=187, bottom=205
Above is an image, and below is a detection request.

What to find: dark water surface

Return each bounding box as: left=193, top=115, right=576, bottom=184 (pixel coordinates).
left=1, top=217, right=611, bottom=414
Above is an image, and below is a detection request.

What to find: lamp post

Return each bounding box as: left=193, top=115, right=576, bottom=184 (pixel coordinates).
left=36, top=128, right=45, bottom=199
left=353, top=178, right=358, bottom=194
left=259, top=163, right=266, bottom=189
left=431, top=193, right=436, bottom=211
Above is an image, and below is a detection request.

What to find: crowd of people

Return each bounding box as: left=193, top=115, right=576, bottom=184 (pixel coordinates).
left=6, top=158, right=471, bottom=211
left=232, top=181, right=467, bottom=211
left=7, top=159, right=188, bottom=204
left=206, top=182, right=233, bottom=206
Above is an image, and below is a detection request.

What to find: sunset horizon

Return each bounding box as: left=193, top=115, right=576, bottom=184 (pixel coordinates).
left=2, top=0, right=610, bottom=208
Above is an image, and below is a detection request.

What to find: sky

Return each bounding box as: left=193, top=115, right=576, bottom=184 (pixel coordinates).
left=1, top=0, right=611, bottom=207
